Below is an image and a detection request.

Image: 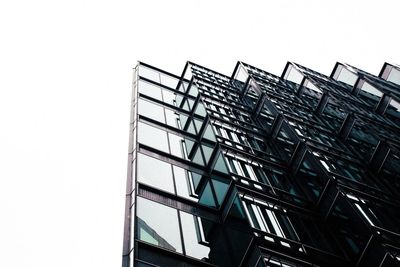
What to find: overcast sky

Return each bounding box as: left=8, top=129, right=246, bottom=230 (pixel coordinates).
left=0, top=0, right=398, bottom=266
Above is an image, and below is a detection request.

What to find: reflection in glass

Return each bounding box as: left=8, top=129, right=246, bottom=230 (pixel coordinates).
left=179, top=211, right=210, bottom=260
left=137, top=197, right=182, bottom=253
left=137, top=153, right=174, bottom=194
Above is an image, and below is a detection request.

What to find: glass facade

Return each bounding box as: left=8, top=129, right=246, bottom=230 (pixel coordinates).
left=123, top=61, right=400, bottom=267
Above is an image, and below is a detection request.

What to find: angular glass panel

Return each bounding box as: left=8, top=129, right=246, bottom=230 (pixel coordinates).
left=138, top=98, right=165, bottom=123
left=138, top=122, right=169, bottom=153
left=202, top=145, right=214, bottom=165
left=211, top=177, right=229, bottom=205
left=138, top=80, right=162, bottom=100
left=188, top=99, right=195, bottom=110
left=137, top=153, right=174, bottom=194
left=193, top=119, right=203, bottom=133
left=175, top=94, right=184, bottom=107
left=137, top=197, right=182, bottom=253
left=336, top=66, right=358, bottom=86
left=199, top=181, right=216, bottom=207
left=213, top=153, right=229, bottom=174
left=184, top=138, right=195, bottom=155
left=387, top=68, right=400, bottom=85
left=188, top=84, right=199, bottom=97
left=203, top=124, right=217, bottom=142
left=195, top=102, right=207, bottom=117
left=192, top=147, right=205, bottom=166
left=285, top=65, right=304, bottom=85
left=178, top=114, right=188, bottom=129
left=186, top=120, right=197, bottom=135
left=179, top=211, right=210, bottom=259
left=191, top=172, right=203, bottom=192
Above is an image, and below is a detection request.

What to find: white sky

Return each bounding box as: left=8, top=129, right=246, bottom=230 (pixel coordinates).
left=0, top=0, right=398, bottom=266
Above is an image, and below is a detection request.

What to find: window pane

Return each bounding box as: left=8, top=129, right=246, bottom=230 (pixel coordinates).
left=203, top=124, right=216, bottom=142
left=138, top=80, right=162, bottom=100
left=137, top=197, right=182, bottom=253
left=162, top=90, right=177, bottom=106
left=179, top=211, right=210, bottom=259
left=138, top=98, right=165, bottom=123
left=213, top=153, right=229, bottom=174
left=195, top=102, right=207, bottom=117
left=165, top=109, right=179, bottom=128
left=138, top=122, right=169, bottom=153
left=160, top=73, right=179, bottom=89
left=139, top=66, right=160, bottom=82
left=168, top=133, right=185, bottom=158
left=199, top=181, right=216, bottom=207
left=173, top=166, right=196, bottom=200
left=137, top=153, right=174, bottom=194
left=211, top=177, right=229, bottom=205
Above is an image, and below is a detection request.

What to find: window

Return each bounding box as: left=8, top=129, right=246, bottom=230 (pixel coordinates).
left=138, top=80, right=162, bottom=100
left=241, top=195, right=297, bottom=246
left=137, top=197, right=182, bottom=253
left=137, top=197, right=211, bottom=260
left=138, top=122, right=169, bottom=153
left=346, top=194, right=378, bottom=227
left=138, top=66, right=160, bottom=82
left=137, top=153, right=174, bottom=194
left=179, top=211, right=210, bottom=259
left=138, top=98, right=165, bottom=123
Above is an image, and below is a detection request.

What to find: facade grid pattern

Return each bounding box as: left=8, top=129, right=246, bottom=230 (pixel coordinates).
left=122, top=60, right=400, bottom=267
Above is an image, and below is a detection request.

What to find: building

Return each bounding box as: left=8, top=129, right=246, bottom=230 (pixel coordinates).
left=122, top=60, right=400, bottom=267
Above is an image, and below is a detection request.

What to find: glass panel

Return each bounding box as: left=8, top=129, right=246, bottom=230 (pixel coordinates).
left=195, top=102, right=207, bottom=117
left=162, top=89, right=177, bottom=106
left=192, top=147, right=205, bottom=166
left=160, top=73, right=179, bottom=89
left=137, top=197, right=182, bottom=253
left=285, top=65, right=304, bottom=84
left=138, top=122, right=169, bottom=153
left=191, top=172, right=202, bottom=192
left=137, top=153, right=174, bottom=194
left=138, top=80, right=162, bottom=100
left=203, top=124, right=216, bottom=142
left=188, top=84, right=199, bottom=97
left=202, top=145, right=214, bottom=164
left=199, top=181, right=216, bottom=207
left=180, top=211, right=210, bottom=259
left=213, top=153, right=229, bottom=174
left=387, top=68, right=400, bottom=85
left=139, top=66, right=160, bottom=82
left=211, top=177, right=229, bottom=205
left=173, top=166, right=198, bottom=201
left=168, top=133, right=185, bottom=158
left=184, top=138, right=195, bottom=155
left=193, top=119, right=203, bottom=133
left=165, top=109, right=179, bottom=128
left=138, top=98, right=165, bottom=123
left=336, top=66, right=358, bottom=86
